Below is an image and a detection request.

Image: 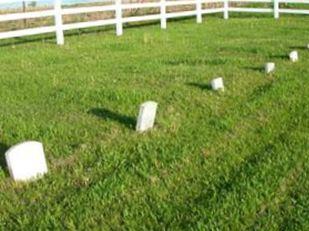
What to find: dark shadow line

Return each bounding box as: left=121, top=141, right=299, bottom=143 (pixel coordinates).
left=0, top=36, right=54, bottom=48
left=0, top=143, right=9, bottom=174
left=0, top=26, right=114, bottom=48
left=269, top=54, right=288, bottom=60
left=89, top=108, right=136, bottom=129
left=243, top=66, right=263, bottom=72
left=289, top=46, right=307, bottom=50
left=186, top=82, right=212, bottom=91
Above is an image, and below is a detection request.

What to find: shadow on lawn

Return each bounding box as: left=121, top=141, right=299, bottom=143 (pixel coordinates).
left=289, top=46, right=307, bottom=50
left=0, top=143, right=9, bottom=173
left=269, top=54, right=288, bottom=60
left=186, top=82, right=212, bottom=91
left=89, top=108, right=136, bottom=129
left=244, top=66, right=263, bottom=72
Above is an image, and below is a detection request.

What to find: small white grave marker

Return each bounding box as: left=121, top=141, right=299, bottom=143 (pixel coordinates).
left=211, top=77, right=224, bottom=91
left=136, top=101, right=158, bottom=132
left=265, top=62, right=275, bottom=74
left=5, top=141, right=48, bottom=182
left=289, top=51, right=298, bottom=62
left=307, top=44, right=309, bottom=49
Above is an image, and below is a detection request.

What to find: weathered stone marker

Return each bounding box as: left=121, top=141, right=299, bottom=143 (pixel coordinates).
left=211, top=77, right=224, bottom=91
left=307, top=44, right=309, bottom=49
left=136, top=101, right=158, bottom=132
left=5, top=141, right=48, bottom=182
left=265, top=62, right=275, bottom=74
left=289, top=51, right=298, bottom=62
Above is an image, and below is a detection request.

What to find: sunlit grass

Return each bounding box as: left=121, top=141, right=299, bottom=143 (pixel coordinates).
left=0, top=15, right=308, bottom=229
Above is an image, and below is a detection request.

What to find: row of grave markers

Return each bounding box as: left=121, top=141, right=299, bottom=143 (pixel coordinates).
left=265, top=49, right=300, bottom=74
left=5, top=101, right=159, bottom=182
left=4, top=44, right=309, bottom=182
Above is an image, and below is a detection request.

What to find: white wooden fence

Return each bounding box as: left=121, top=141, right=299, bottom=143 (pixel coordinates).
left=0, top=0, right=308, bottom=45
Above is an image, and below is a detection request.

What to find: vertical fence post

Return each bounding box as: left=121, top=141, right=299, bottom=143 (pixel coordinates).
left=115, top=0, right=123, bottom=36
left=274, top=0, right=279, bottom=19
left=223, top=0, right=229, bottom=19
left=196, top=0, right=202, bottom=23
left=54, top=0, right=64, bottom=45
left=22, top=1, right=27, bottom=28
left=160, top=0, right=167, bottom=29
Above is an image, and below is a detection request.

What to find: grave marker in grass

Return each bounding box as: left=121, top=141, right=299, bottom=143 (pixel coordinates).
left=265, top=62, right=275, bottom=74
left=289, top=51, right=298, bottom=62
left=136, top=101, right=158, bottom=132
left=5, top=141, right=48, bottom=182
left=211, top=77, right=224, bottom=91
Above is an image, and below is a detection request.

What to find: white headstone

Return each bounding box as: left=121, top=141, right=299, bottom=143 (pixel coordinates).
left=5, top=141, right=48, bottom=182
left=211, top=77, right=224, bottom=91
left=307, top=44, right=309, bottom=49
left=265, top=62, right=275, bottom=74
left=136, top=101, right=158, bottom=132
left=289, top=51, right=298, bottom=62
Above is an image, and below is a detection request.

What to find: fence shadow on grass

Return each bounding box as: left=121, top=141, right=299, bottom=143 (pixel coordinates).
left=89, top=108, right=136, bottom=129
left=0, top=143, right=9, bottom=174
left=0, top=26, right=114, bottom=48
left=186, top=82, right=212, bottom=91
left=0, top=36, right=55, bottom=48
left=0, top=20, right=163, bottom=48
left=0, top=15, right=222, bottom=48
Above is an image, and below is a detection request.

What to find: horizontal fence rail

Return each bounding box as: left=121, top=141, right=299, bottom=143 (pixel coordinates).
left=0, top=0, right=308, bottom=44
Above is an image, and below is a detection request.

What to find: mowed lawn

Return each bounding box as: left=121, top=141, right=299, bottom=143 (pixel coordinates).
left=0, top=14, right=308, bottom=229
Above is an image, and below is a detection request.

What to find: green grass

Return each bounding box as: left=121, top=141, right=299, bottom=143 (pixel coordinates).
left=0, top=14, right=308, bottom=230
